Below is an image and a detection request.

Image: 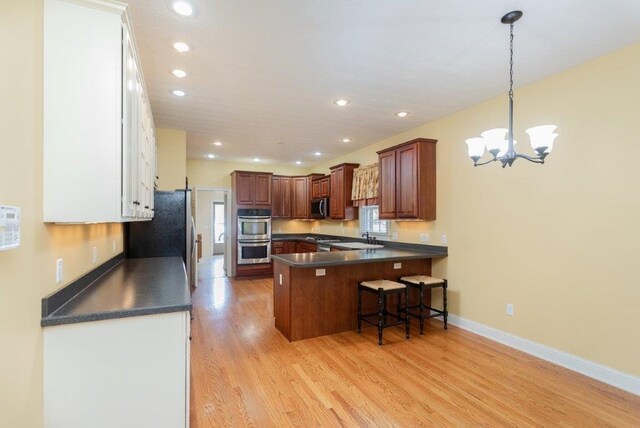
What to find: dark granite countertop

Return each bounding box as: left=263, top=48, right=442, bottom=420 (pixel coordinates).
left=271, top=247, right=446, bottom=267
left=41, top=257, right=192, bottom=327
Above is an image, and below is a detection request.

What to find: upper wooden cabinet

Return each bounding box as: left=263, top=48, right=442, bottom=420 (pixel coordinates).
left=329, top=163, right=359, bottom=220
left=291, top=174, right=323, bottom=219
left=232, top=171, right=273, bottom=207
left=312, top=176, right=330, bottom=199
left=272, top=176, right=292, bottom=218
left=377, top=138, right=437, bottom=220
left=43, top=0, right=155, bottom=222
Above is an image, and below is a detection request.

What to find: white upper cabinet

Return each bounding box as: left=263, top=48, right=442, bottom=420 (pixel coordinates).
left=44, top=0, right=156, bottom=223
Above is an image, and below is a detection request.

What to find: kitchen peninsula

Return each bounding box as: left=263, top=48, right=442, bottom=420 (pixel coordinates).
left=271, top=245, right=447, bottom=341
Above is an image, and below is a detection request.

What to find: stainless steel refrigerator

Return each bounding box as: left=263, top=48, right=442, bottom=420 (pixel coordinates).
left=126, top=190, right=196, bottom=289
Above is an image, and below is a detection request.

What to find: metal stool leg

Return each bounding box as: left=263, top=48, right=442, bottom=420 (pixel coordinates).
left=357, top=284, right=362, bottom=334
left=377, top=289, right=384, bottom=345
left=443, top=280, right=448, bottom=330
left=405, top=287, right=410, bottom=339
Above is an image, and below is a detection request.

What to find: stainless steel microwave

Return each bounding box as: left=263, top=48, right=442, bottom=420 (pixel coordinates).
left=310, top=198, right=329, bottom=219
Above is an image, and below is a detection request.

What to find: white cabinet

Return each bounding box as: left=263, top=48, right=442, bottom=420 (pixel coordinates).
left=43, top=0, right=155, bottom=223
left=44, top=311, right=191, bottom=428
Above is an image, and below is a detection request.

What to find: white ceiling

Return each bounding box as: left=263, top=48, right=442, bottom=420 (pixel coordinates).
left=127, top=0, right=640, bottom=167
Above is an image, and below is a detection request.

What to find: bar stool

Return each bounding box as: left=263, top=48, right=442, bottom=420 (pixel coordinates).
left=357, top=280, right=410, bottom=345
left=399, top=276, right=448, bottom=334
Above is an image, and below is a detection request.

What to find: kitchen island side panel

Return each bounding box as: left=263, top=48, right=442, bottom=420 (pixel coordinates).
left=278, top=258, right=431, bottom=341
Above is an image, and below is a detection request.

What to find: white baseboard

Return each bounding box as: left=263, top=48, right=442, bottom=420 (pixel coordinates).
left=446, top=314, right=640, bottom=396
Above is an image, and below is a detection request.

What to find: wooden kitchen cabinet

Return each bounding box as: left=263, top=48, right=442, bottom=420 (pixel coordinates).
left=292, top=174, right=323, bottom=219
left=284, top=241, right=297, bottom=253
left=312, top=176, right=330, bottom=199
left=272, top=176, right=292, bottom=218
left=296, top=242, right=318, bottom=253
left=43, top=0, right=156, bottom=222
left=232, top=171, right=273, bottom=207
left=377, top=138, right=437, bottom=220
left=329, top=163, right=359, bottom=220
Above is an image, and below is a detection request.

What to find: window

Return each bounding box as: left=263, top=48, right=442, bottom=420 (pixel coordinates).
left=359, top=205, right=390, bottom=235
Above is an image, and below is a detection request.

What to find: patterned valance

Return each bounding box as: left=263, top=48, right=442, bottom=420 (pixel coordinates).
left=351, top=163, right=379, bottom=207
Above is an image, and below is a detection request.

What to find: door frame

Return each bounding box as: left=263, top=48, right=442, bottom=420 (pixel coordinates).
left=194, top=186, right=232, bottom=275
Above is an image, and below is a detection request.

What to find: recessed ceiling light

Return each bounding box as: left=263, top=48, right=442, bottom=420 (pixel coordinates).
left=295, top=161, right=302, bottom=165
left=173, top=42, right=190, bottom=53
left=334, top=99, right=350, bottom=107
left=342, top=138, right=351, bottom=143
left=396, top=111, right=409, bottom=118
left=172, top=69, right=187, bottom=78
left=254, top=158, right=260, bottom=162
left=171, top=89, right=186, bottom=97
left=314, top=152, right=322, bottom=156
left=172, top=1, right=193, bottom=16
left=213, top=141, right=222, bottom=146
left=206, top=154, right=215, bottom=159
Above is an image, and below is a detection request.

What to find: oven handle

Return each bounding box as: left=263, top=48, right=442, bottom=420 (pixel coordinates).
left=238, top=240, right=271, bottom=246
left=238, top=216, right=271, bottom=220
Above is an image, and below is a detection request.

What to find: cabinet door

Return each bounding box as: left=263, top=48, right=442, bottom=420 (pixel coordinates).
left=121, top=26, right=138, bottom=218
left=281, top=177, right=291, bottom=218
left=271, top=177, right=282, bottom=217
left=291, top=177, right=308, bottom=219
left=235, top=173, right=255, bottom=205
left=284, top=241, right=296, bottom=254
left=254, top=173, right=272, bottom=206
left=396, top=144, right=419, bottom=218
left=320, top=178, right=330, bottom=198
left=330, top=167, right=345, bottom=219
left=311, top=180, right=321, bottom=199
left=378, top=150, right=396, bottom=219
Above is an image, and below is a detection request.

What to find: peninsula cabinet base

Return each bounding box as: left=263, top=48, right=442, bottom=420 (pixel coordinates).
left=273, top=259, right=432, bottom=341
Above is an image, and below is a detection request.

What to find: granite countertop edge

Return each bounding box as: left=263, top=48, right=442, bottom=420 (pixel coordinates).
left=271, top=249, right=446, bottom=268
left=41, top=303, right=193, bottom=327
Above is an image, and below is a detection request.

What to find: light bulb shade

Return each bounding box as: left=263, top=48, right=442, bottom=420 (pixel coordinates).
left=465, top=137, right=486, bottom=158
left=481, top=128, right=509, bottom=152
left=526, top=125, right=558, bottom=154
left=496, top=139, right=517, bottom=157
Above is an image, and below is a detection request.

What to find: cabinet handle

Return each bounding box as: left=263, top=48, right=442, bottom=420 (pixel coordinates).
left=133, top=201, right=140, bottom=206
left=144, top=205, right=149, bottom=209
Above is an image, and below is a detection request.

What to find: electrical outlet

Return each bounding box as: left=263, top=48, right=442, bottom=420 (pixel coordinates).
left=56, top=258, right=64, bottom=284
left=112, top=240, right=116, bottom=254
left=506, top=303, right=514, bottom=316
left=419, top=232, right=430, bottom=243
left=393, top=262, right=402, bottom=269
left=315, top=268, right=326, bottom=277
left=92, top=246, right=98, bottom=264
left=441, top=234, right=448, bottom=244
left=391, top=232, right=398, bottom=240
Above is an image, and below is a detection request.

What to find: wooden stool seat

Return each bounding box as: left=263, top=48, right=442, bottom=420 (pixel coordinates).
left=399, top=276, right=448, bottom=334
left=357, top=280, right=410, bottom=345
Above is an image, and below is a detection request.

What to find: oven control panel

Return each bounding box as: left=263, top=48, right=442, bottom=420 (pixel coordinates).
left=0, top=206, right=21, bottom=251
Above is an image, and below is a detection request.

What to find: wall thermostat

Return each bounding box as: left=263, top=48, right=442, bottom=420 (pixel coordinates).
left=0, top=206, right=21, bottom=251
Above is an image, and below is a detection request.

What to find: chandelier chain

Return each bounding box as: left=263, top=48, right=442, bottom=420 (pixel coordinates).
left=509, top=22, right=514, bottom=101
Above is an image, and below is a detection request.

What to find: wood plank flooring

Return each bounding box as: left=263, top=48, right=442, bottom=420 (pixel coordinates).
left=190, top=269, right=640, bottom=427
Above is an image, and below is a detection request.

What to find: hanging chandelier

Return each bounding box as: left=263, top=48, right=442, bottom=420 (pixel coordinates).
left=465, top=10, right=558, bottom=168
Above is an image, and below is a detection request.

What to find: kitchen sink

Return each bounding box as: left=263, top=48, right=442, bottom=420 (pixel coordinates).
left=333, top=242, right=384, bottom=249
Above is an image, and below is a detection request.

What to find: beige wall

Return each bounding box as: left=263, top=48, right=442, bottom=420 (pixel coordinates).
left=307, top=43, right=640, bottom=376
left=187, top=159, right=303, bottom=188
left=156, top=128, right=187, bottom=190
left=0, top=2, right=124, bottom=426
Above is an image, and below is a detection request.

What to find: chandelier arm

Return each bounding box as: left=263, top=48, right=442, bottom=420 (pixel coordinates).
left=473, top=157, right=500, bottom=167
left=514, top=153, right=545, bottom=164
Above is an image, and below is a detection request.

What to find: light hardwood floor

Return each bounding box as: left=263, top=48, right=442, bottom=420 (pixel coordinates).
left=190, top=268, right=640, bottom=426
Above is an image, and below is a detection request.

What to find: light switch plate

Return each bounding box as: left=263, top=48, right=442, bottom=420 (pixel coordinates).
left=56, top=258, right=64, bottom=284
left=315, top=268, right=326, bottom=276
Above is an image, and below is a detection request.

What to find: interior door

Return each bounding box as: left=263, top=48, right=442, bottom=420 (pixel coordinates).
left=212, top=202, right=225, bottom=255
